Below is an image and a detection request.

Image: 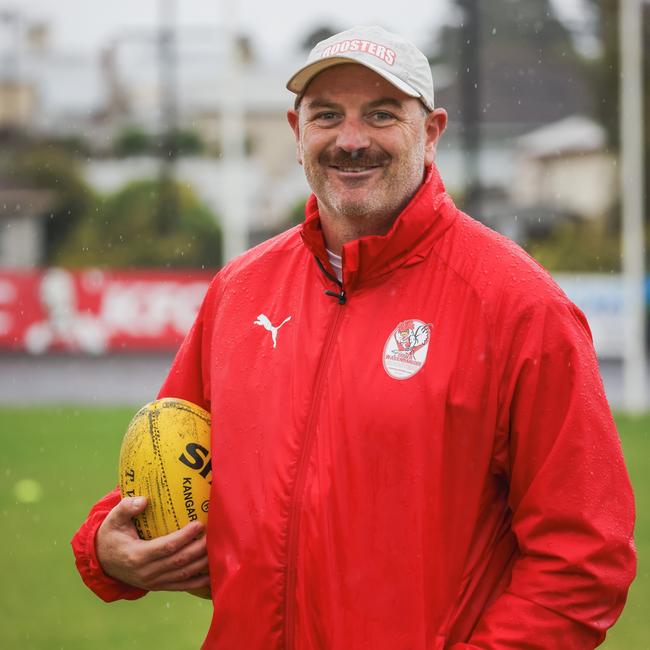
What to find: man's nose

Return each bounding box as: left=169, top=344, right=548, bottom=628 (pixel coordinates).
left=335, top=118, right=371, bottom=152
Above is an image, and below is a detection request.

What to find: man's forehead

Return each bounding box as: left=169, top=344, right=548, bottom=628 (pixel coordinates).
left=300, top=63, right=414, bottom=105
left=302, top=95, right=406, bottom=111
left=287, top=26, right=435, bottom=110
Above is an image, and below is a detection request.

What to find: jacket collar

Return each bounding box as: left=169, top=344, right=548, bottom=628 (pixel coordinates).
left=299, top=164, right=457, bottom=290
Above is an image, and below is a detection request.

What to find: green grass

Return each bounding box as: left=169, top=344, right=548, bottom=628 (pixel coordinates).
left=0, top=407, right=211, bottom=650
left=0, top=407, right=647, bottom=648
left=601, top=413, right=650, bottom=650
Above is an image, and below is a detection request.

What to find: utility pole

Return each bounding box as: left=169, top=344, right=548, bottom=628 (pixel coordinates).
left=219, top=0, right=248, bottom=262
left=158, top=0, right=179, bottom=233
left=458, top=0, right=482, bottom=216
left=619, top=0, right=648, bottom=411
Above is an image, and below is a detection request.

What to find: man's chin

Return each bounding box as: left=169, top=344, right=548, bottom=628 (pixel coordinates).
left=323, top=184, right=379, bottom=209
left=328, top=198, right=379, bottom=220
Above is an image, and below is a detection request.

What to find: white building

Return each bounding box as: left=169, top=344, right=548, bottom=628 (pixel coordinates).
left=2, top=14, right=617, bottom=258
left=512, top=115, right=617, bottom=221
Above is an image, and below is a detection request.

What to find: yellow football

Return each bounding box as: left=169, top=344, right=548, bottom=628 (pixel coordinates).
left=118, top=398, right=212, bottom=540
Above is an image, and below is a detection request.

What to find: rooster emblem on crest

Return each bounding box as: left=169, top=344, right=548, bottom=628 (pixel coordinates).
left=392, top=320, right=431, bottom=357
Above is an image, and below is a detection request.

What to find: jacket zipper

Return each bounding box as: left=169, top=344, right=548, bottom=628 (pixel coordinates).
left=283, top=294, right=346, bottom=650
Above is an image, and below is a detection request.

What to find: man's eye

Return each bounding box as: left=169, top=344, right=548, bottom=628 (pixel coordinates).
left=314, top=112, right=339, bottom=122
left=370, top=111, right=395, bottom=123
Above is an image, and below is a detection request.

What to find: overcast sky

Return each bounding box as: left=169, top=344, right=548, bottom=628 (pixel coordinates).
left=13, top=0, right=589, bottom=60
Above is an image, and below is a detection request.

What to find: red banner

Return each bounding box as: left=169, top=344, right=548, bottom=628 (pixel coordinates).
left=0, top=268, right=214, bottom=353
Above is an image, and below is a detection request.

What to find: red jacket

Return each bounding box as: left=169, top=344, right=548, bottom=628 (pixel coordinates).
left=72, top=166, right=636, bottom=649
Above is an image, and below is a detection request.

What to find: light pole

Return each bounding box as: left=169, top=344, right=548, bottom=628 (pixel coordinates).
left=219, top=0, right=248, bottom=262
left=619, top=0, right=648, bottom=411
left=458, top=0, right=482, bottom=216
left=158, top=0, right=179, bottom=233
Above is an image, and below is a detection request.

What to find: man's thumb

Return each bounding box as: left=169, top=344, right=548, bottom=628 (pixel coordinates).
left=113, top=496, right=147, bottom=524
left=127, top=496, right=147, bottom=512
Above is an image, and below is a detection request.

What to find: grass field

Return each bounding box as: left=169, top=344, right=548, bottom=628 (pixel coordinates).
left=0, top=407, right=647, bottom=649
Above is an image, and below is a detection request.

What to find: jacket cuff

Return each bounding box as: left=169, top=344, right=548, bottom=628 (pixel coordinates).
left=71, top=493, right=147, bottom=602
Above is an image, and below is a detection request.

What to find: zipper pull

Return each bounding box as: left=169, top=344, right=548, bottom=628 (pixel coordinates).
left=324, top=289, right=346, bottom=305
left=314, top=255, right=347, bottom=305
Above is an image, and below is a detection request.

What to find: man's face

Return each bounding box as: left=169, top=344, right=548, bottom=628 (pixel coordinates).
left=287, top=64, right=446, bottom=226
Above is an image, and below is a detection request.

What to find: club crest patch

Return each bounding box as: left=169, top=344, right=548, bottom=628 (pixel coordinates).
left=383, top=319, right=432, bottom=380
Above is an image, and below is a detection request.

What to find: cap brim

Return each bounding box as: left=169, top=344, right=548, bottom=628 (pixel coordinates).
left=286, top=57, right=420, bottom=101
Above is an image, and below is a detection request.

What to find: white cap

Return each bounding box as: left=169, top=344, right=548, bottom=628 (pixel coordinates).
left=286, top=25, right=434, bottom=111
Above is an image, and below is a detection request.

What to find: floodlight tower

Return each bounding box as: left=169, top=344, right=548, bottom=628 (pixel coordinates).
left=219, top=0, right=248, bottom=262
left=458, top=0, right=482, bottom=216
left=158, top=0, right=179, bottom=233
left=619, top=0, right=648, bottom=412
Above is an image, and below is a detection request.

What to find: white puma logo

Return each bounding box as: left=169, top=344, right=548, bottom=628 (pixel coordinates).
left=254, top=313, right=292, bottom=349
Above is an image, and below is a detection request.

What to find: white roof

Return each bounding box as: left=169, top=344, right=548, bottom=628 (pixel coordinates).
left=516, top=115, right=606, bottom=158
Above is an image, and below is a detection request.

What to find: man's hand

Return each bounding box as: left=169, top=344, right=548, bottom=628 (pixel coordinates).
left=96, top=496, right=210, bottom=597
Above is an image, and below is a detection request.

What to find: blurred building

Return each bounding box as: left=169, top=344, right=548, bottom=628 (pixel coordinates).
left=0, top=12, right=107, bottom=136
left=513, top=115, right=616, bottom=221
left=94, top=31, right=309, bottom=238
left=0, top=11, right=643, bottom=403
left=0, top=14, right=306, bottom=238
left=0, top=80, right=36, bottom=130
left=468, top=115, right=617, bottom=242
left=0, top=187, right=54, bottom=267
left=0, top=10, right=619, bottom=247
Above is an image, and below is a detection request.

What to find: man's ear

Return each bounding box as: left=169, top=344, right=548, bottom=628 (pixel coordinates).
left=424, top=108, right=448, bottom=166
left=287, top=109, right=302, bottom=165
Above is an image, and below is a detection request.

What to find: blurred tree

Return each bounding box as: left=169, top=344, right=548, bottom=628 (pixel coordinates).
left=114, top=126, right=152, bottom=156
left=300, top=25, right=339, bottom=51
left=55, top=179, right=223, bottom=269
left=169, top=128, right=204, bottom=155
left=429, top=0, right=592, bottom=129
left=114, top=126, right=205, bottom=157
left=587, top=0, right=650, bottom=142
left=432, top=0, right=579, bottom=62
left=235, top=34, right=255, bottom=64
left=248, top=196, right=309, bottom=248
left=525, top=218, right=622, bottom=272
left=7, top=145, right=97, bottom=263
left=583, top=0, right=649, bottom=232
left=285, top=195, right=310, bottom=228
left=33, top=134, right=92, bottom=157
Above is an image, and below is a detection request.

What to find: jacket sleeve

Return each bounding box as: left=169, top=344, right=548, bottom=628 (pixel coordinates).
left=70, top=279, right=216, bottom=601
left=452, top=298, right=636, bottom=649
left=156, top=276, right=214, bottom=408
left=70, top=488, right=147, bottom=602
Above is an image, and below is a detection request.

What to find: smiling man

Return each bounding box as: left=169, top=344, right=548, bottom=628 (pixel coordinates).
left=72, top=26, right=635, bottom=649
left=287, top=63, right=447, bottom=251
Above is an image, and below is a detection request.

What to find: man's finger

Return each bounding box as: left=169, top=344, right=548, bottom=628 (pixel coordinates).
left=151, top=573, right=212, bottom=593
left=149, top=551, right=210, bottom=587
left=141, top=520, right=205, bottom=562
left=143, top=535, right=208, bottom=578
left=105, top=496, right=148, bottom=529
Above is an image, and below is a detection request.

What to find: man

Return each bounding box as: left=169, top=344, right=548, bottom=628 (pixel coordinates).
left=72, top=26, right=636, bottom=649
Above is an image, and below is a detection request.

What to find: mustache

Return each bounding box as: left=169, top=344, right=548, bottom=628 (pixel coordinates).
left=320, top=149, right=388, bottom=167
